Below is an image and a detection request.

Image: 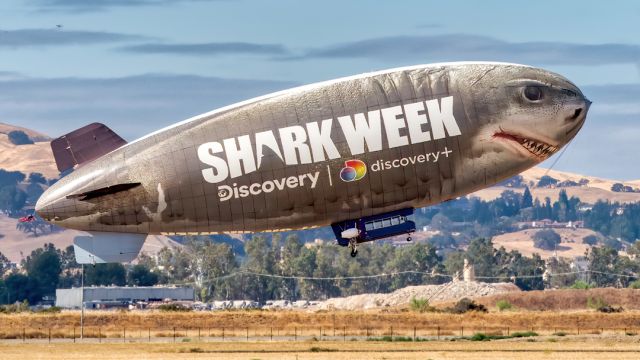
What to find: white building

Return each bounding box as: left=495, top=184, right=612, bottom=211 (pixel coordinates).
left=55, top=286, right=194, bottom=308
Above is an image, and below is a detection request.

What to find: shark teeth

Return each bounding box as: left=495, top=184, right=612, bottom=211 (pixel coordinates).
left=493, top=130, right=558, bottom=159
left=517, top=137, right=558, bottom=158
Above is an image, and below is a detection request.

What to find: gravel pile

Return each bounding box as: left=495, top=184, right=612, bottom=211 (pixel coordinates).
left=315, top=281, right=520, bottom=310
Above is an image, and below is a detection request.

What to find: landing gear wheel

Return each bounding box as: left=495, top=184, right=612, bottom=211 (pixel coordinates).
left=406, top=236, right=412, bottom=242
left=348, top=239, right=358, bottom=258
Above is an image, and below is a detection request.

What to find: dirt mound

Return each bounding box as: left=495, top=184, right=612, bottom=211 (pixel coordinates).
left=471, top=288, right=640, bottom=311
left=316, top=281, right=520, bottom=310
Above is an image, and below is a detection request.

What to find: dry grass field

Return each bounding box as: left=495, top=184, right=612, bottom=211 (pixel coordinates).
left=3, top=303, right=640, bottom=340
left=1, top=338, right=639, bottom=360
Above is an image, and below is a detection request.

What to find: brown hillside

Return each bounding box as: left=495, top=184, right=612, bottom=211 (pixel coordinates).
left=471, top=167, right=640, bottom=204
left=0, top=134, right=58, bottom=179
left=0, top=214, right=181, bottom=263
left=492, top=228, right=598, bottom=259
left=0, top=122, right=50, bottom=142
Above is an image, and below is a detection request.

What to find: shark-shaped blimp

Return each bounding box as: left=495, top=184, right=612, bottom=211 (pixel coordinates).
left=35, top=62, right=590, bottom=262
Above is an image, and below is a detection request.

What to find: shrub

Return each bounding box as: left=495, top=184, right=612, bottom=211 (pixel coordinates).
left=570, top=280, right=593, bottom=289
left=496, top=299, right=512, bottom=311
left=469, top=333, right=508, bottom=341
left=537, top=175, right=558, bottom=187
left=448, top=298, right=487, bottom=314
left=553, top=331, right=567, bottom=336
left=582, top=235, right=598, bottom=246
left=585, top=297, right=622, bottom=312
left=410, top=297, right=435, bottom=313
left=35, top=306, right=62, bottom=314
left=158, top=303, right=191, bottom=312
left=629, top=280, right=640, bottom=289
left=0, top=301, right=30, bottom=313
left=511, top=331, right=538, bottom=338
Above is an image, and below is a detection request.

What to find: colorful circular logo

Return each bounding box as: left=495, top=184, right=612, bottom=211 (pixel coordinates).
left=340, top=159, right=367, bottom=182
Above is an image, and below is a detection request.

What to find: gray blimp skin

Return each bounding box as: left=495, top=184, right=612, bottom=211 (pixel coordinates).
left=35, top=62, right=589, bottom=261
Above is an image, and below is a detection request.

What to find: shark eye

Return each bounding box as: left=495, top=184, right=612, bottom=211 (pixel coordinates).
left=523, top=86, right=543, bottom=102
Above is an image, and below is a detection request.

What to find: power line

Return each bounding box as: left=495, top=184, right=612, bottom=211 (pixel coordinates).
left=169, top=269, right=637, bottom=287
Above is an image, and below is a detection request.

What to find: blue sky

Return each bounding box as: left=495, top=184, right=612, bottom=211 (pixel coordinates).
left=0, top=0, right=639, bottom=179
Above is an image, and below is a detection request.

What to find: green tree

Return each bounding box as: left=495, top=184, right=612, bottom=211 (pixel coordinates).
left=532, top=229, right=561, bottom=250
left=23, top=243, right=61, bottom=300
left=465, top=238, right=497, bottom=278
left=587, top=247, right=620, bottom=287
left=4, top=273, right=38, bottom=303
left=85, top=263, right=126, bottom=286
left=185, top=237, right=239, bottom=301
left=0, top=186, right=27, bottom=211
left=128, top=264, right=159, bottom=286
left=582, top=235, right=598, bottom=246
left=521, top=186, right=533, bottom=208
left=0, top=251, right=11, bottom=275
left=241, top=235, right=279, bottom=303
left=7, top=130, right=33, bottom=145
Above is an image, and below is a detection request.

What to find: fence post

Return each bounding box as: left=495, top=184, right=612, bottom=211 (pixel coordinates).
left=48, top=328, right=51, bottom=343
left=461, top=326, right=463, bottom=337
left=173, top=327, right=176, bottom=343
left=390, top=326, right=393, bottom=341
left=270, top=327, right=273, bottom=341
left=507, top=327, right=510, bottom=336
left=366, top=327, right=369, bottom=338
left=437, top=326, right=440, bottom=340
left=320, top=327, right=322, bottom=340
left=123, top=327, right=126, bottom=343
left=148, top=328, right=151, bottom=342
left=413, top=327, right=416, bottom=341
left=294, top=327, right=297, bottom=341
left=99, top=328, right=101, bottom=343
left=22, top=328, right=25, bottom=343
left=222, top=327, right=225, bottom=341
left=343, top=326, right=346, bottom=342
left=73, top=327, right=76, bottom=343
left=246, top=327, right=249, bottom=341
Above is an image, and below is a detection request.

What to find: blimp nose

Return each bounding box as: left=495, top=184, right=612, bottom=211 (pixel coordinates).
left=35, top=190, right=56, bottom=221
left=566, top=97, right=591, bottom=123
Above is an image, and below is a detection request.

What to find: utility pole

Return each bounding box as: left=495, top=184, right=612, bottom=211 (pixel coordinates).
left=80, top=264, right=84, bottom=340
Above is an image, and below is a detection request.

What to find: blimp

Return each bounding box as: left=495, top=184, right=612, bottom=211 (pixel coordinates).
left=35, top=62, right=589, bottom=262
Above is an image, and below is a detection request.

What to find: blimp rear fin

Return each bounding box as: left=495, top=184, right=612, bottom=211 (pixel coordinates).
left=73, top=232, right=146, bottom=264
left=51, top=122, right=127, bottom=173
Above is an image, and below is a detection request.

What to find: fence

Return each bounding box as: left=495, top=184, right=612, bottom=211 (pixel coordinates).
left=0, top=325, right=636, bottom=343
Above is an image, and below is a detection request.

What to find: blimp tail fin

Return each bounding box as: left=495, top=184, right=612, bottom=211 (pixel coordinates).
left=51, top=122, right=127, bottom=173
left=73, top=232, right=147, bottom=264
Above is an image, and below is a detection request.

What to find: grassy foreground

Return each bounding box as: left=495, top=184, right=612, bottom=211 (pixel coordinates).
left=1, top=309, right=640, bottom=337
left=0, top=338, right=639, bottom=360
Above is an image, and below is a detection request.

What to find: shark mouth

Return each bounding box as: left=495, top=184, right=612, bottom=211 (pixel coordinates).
left=493, top=128, right=558, bottom=159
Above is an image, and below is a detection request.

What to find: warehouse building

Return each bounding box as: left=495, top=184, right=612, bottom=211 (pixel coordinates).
left=56, top=286, right=194, bottom=309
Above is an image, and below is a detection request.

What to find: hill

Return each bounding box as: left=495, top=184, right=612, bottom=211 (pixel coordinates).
left=492, top=228, right=599, bottom=259
left=0, top=214, right=181, bottom=263
left=0, top=123, right=58, bottom=179
left=472, top=167, right=640, bottom=204
left=0, top=123, right=50, bottom=142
